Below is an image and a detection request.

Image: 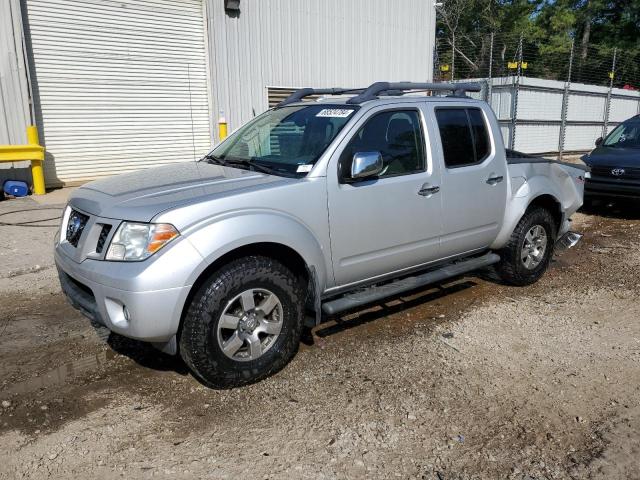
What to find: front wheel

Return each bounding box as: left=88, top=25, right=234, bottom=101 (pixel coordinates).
left=179, top=256, right=305, bottom=388
left=496, top=207, right=557, bottom=286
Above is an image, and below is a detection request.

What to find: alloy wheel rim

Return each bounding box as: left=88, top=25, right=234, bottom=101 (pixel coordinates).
left=521, top=224, right=548, bottom=270
left=216, top=288, right=283, bottom=362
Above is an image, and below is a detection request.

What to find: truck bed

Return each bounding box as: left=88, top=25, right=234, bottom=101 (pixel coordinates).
left=506, top=149, right=590, bottom=172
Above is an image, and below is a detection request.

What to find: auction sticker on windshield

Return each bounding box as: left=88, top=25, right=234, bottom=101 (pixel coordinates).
left=316, top=109, right=354, bottom=118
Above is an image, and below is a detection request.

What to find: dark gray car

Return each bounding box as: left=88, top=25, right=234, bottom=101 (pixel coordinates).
left=583, top=115, right=640, bottom=201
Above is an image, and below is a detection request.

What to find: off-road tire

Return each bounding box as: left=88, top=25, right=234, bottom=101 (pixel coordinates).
left=495, top=207, right=557, bottom=286
left=179, top=255, right=305, bottom=388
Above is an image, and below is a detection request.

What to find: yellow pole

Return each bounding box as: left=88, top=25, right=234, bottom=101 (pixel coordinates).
left=27, top=125, right=45, bottom=195
left=218, top=112, right=228, bottom=140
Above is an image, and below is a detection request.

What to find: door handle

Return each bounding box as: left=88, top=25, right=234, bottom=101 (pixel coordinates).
left=486, top=175, right=504, bottom=185
left=418, top=184, right=440, bottom=196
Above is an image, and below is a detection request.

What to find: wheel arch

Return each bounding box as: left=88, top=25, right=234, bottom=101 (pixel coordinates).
left=177, top=242, right=319, bottom=344
left=526, top=193, right=563, bottom=233
left=492, top=186, right=564, bottom=249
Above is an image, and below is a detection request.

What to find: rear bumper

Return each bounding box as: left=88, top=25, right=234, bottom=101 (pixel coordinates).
left=55, top=242, right=199, bottom=343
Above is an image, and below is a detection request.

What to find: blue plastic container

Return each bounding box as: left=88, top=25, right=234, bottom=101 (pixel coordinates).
left=3, top=180, right=29, bottom=197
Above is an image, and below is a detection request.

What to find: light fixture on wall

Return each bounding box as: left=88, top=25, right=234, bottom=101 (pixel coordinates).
left=224, top=0, right=240, bottom=12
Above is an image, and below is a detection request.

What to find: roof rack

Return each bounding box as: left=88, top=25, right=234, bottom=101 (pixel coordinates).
left=276, top=88, right=365, bottom=107
left=347, top=82, right=481, bottom=104
left=276, top=82, right=482, bottom=108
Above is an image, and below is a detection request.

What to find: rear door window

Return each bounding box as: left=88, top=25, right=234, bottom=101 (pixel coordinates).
left=435, top=108, right=491, bottom=168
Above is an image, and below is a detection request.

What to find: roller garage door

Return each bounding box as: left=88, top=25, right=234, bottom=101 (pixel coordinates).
left=25, top=0, right=211, bottom=185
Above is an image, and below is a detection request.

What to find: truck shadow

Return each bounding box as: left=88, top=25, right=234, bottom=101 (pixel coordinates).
left=106, top=277, right=487, bottom=374
left=309, top=279, right=478, bottom=341
left=107, top=334, right=190, bottom=375
left=581, top=200, right=640, bottom=220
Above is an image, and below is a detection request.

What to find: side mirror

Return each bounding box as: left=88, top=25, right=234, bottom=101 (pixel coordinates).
left=595, top=136, right=603, bottom=147
left=351, top=151, right=383, bottom=180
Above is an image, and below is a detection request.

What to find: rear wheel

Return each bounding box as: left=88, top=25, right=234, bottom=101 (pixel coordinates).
left=179, top=256, right=305, bottom=388
left=496, top=207, right=557, bottom=286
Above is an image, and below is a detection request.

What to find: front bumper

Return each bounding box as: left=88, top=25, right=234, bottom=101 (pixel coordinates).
left=585, top=179, right=640, bottom=199
left=55, top=237, right=202, bottom=344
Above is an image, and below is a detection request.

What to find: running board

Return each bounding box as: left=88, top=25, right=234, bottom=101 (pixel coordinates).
left=321, top=252, right=500, bottom=316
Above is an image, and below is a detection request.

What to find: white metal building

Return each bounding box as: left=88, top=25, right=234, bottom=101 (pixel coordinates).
left=1, top=0, right=436, bottom=187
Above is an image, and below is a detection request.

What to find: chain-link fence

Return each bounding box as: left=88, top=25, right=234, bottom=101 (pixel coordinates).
left=435, top=32, right=640, bottom=158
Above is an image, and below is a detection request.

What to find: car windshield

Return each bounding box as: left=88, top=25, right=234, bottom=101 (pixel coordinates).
left=603, top=118, right=640, bottom=149
left=206, top=104, right=358, bottom=176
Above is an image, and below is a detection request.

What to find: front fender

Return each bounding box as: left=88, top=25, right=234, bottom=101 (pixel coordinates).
left=181, top=209, right=329, bottom=291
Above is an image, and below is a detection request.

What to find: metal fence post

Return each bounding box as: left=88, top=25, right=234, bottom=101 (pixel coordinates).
left=508, top=35, right=523, bottom=150
left=602, top=48, right=617, bottom=138
left=451, top=33, right=456, bottom=81
left=558, top=40, right=574, bottom=160
left=485, top=32, right=494, bottom=104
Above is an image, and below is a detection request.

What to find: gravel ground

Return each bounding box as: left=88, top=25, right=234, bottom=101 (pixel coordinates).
left=0, top=196, right=639, bottom=480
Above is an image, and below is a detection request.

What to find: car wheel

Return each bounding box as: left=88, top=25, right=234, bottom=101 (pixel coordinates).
left=179, top=255, right=305, bottom=388
left=496, top=207, right=557, bottom=286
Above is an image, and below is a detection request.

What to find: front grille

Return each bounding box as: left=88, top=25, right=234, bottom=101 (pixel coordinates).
left=95, top=224, right=112, bottom=254
left=66, top=209, right=90, bottom=247
left=590, top=166, right=640, bottom=181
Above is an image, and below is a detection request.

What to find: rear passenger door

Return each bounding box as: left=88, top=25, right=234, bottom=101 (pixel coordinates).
left=433, top=105, right=508, bottom=258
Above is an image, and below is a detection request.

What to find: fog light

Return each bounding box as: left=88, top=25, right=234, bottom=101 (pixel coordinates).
left=123, top=306, right=131, bottom=322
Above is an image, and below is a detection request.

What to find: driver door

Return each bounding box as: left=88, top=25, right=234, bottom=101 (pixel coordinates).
left=326, top=105, right=443, bottom=288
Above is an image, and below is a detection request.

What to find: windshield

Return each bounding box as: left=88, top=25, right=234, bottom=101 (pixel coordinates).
left=207, top=104, right=358, bottom=176
left=604, top=118, right=640, bottom=149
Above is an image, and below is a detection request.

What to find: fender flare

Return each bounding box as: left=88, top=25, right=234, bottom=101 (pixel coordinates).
left=182, top=209, right=330, bottom=296
left=491, top=175, right=564, bottom=249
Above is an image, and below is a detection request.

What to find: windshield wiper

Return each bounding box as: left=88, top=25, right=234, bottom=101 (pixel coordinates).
left=201, top=153, right=228, bottom=165
left=203, top=154, right=297, bottom=177
left=223, top=158, right=281, bottom=176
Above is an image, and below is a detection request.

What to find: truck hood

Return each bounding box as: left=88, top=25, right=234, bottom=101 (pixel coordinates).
left=582, top=146, right=640, bottom=168
left=69, top=162, right=294, bottom=222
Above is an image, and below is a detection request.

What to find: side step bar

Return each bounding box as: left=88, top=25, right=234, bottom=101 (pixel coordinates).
left=321, top=252, right=500, bottom=316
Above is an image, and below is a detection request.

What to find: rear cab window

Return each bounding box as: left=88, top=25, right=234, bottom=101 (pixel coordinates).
left=435, top=107, right=491, bottom=168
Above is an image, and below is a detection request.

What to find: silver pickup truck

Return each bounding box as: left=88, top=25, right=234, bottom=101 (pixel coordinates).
left=55, top=82, right=586, bottom=388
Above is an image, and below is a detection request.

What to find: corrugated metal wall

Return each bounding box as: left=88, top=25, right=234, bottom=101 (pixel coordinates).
left=24, top=0, right=212, bottom=186
left=206, top=0, right=436, bottom=138
left=2, top=0, right=436, bottom=186
left=0, top=0, right=33, bottom=183
left=0, top=0, right=31, bottom=145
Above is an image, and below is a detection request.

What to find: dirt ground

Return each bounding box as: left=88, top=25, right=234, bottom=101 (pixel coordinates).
left=1, top=195, right=639, bottom=480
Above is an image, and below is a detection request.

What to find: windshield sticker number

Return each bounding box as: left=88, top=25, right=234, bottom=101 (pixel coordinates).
left=296, top=164, right=313, bottom=173
left=316, top=109, right=353, bottom=118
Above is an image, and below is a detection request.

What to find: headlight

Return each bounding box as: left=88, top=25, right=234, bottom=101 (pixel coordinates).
left=105, top=222, right=179, bottom=261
